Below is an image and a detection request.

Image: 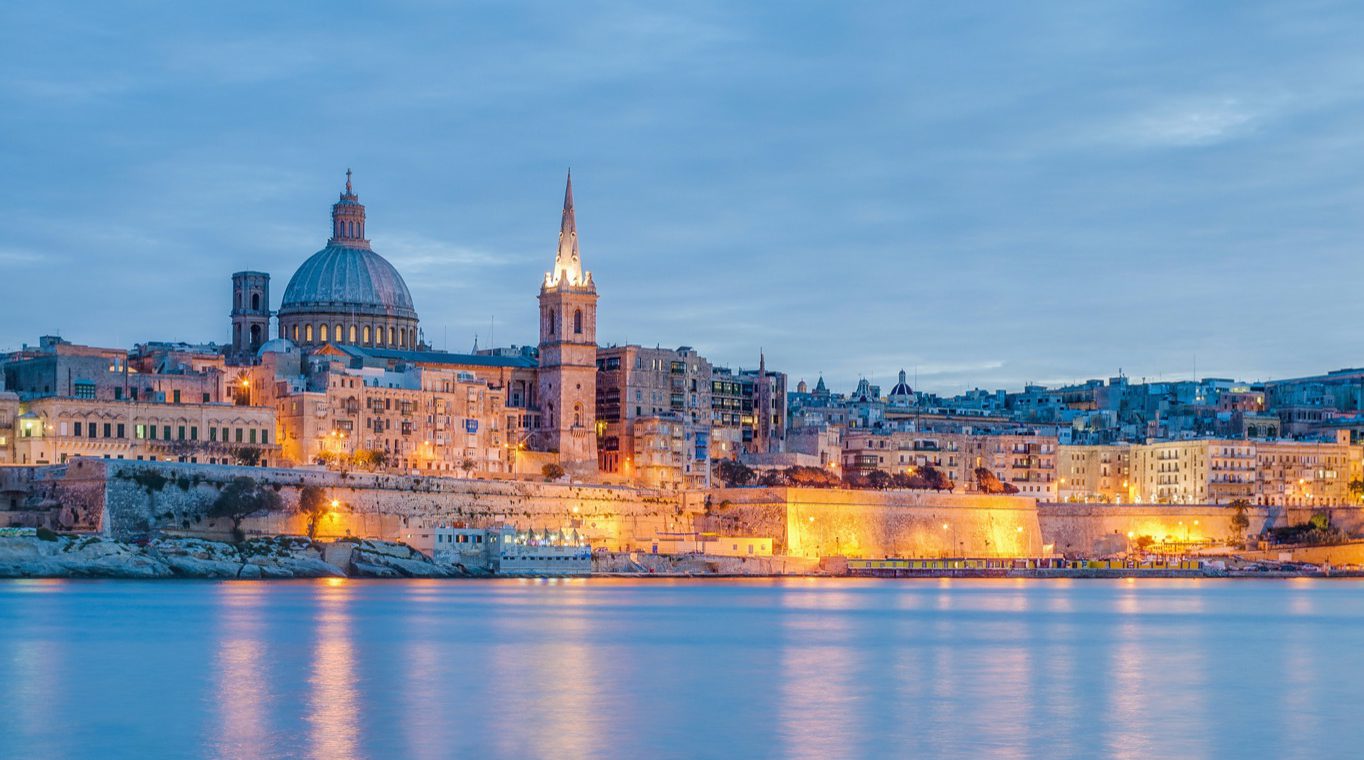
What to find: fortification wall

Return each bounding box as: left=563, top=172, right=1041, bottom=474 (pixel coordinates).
left=91, top=459, right=687, bottom=550
left=1039, top=503, right=1364, bottom=557
left=700, top=487, right=1042, bottom=559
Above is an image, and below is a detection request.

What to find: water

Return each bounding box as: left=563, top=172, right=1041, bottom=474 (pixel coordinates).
left=1, top=578, right=1361, bottom=760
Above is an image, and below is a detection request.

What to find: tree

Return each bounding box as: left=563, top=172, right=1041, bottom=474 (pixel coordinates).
left=299, top=485, right=328, bottom=541
left=542, top=463, right=566, bottom=481
left=459, top=458, right=477, bottom=478
left=232, top=446, right=264, bottom=467
left=866, top=470, right=893, bottom=489
left=713, top=459, right=755, bottom=487
left=1229, top=499, right=1251, bottom=534
left=1350, top=479, right=1364, bottom=501
left=1134, top=535, right=1155, bottom=553
left=1309, top=512, right=1330, bottom=532
left=918, top=465, right=954, bottom=492
left=974, top=467, right=1017, bottom=495
left=209, top=476, right=282, bottom=542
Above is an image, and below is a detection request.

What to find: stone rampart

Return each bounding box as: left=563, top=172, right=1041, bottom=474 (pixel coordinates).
left=699, top=487, right=1042, bottom=559
left=89, top=459, right=687, bottom=550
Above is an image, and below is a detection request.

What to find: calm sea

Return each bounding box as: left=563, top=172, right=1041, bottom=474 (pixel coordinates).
left=1, top=577, right=1360, bottom=759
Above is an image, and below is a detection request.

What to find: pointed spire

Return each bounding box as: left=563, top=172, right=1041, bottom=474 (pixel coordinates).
left=345, top=168, right=353, bottom=195
left=545, top=170, right=590, bottom=288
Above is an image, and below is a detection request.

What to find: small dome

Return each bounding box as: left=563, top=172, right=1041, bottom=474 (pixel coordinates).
left=256, top=337, right=297, bottom=358
left=279, top=244, right=417, bottom=320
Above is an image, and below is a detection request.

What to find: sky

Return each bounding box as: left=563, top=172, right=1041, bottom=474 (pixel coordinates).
left=3, top=1, right=1364, bottom=395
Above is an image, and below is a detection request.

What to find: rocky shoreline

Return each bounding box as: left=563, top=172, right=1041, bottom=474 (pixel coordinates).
left=0, top=534, right=480, bottom=579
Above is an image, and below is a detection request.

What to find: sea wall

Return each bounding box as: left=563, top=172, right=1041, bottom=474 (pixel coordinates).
left=699, top=487, right=1042, bottom=559
left=74, top=459, right=688, bottom=551
left=1038, top=503, right=1364, bottom=557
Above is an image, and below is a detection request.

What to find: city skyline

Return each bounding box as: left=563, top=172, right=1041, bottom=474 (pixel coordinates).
left=6, top=2, right=1364, bottom=394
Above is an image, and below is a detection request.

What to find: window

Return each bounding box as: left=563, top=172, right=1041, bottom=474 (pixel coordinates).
left=305, top=324, right=313, bottom=342
left=320, top=324, right=329, bottom=342
left=74, top=381, right=96, bottom=400
left=250, top=429, right=257, bottom=444
left=75, top=422, right=83, bottom=437
left=116, top=424, right=125, bottom=438
left=548, top=309, right=556, bottom=336
left=210, top=427, right=217, bottom=442
left=103, top=423, right=112, bottom=438
left=173, top=390, right=181, bottom=404
left=178, top=426, right=185, bottom=441
left=574, top=309, right=583, bottom=334
left=136, top=425, right=145, bottom=439
left=363, top=325, right=371, bottom=344
left=349, top=324, right=357, bottom=342
left=335, top=324, right=343, bottom=344
left=163, top=425, right=170, bottom=440
left=251, top=292, right=260, bottom=311
left=292, top=325, right=300, bottom=342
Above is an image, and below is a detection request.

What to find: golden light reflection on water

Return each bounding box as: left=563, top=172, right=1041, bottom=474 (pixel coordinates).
left=1106, top=582, right=1209, bottom=760
left=778, top=587, right=860, bottom=760
left=399, top=580, right=448, bottom=760
left=486, top=581, right=603, bottom=759
left=213, top=582, right=269, bottom=760
left=307, top=580, right=359, bottom=760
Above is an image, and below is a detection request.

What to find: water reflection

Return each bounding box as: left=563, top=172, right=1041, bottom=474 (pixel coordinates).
left=484, top=581, right=604, bottom=758
left=778, top=586, right=860, bottom=759
left=212, top=583, right=269, bottom=760
left=307, top=580, right=359, bottom=760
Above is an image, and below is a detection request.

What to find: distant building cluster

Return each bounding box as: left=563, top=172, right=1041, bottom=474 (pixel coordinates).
left=3, top=171, right=1363, bottom=506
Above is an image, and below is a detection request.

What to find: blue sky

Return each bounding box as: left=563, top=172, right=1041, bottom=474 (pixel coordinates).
left=3, top=1, right=1364, bottom=394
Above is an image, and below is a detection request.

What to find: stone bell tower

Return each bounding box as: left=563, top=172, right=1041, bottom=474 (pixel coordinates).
left=230, top=270, right=271, bottom=361
left=537, top=171, right=599, bottom=474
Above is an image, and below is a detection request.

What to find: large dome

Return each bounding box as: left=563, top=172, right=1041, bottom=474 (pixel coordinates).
left=279, top=244, right=416, bottom=320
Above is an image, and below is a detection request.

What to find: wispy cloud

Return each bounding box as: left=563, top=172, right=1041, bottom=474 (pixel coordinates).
left=1118, top=97, right=1263, bottom=147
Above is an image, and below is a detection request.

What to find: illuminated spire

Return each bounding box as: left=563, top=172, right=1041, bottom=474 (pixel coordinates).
left=545, top=170, right=591, bottom=288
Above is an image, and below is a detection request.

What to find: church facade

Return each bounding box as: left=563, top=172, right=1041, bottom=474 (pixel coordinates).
left=230, top=170, right=600, bottom=477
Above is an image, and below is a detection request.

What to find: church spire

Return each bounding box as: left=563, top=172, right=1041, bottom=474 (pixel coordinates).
left=545, top=170, right=591, bottom=289
left=329, top=168, right=370, bottom=249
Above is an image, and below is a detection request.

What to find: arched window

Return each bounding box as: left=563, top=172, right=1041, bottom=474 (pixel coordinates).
left=574, top=403, right=582, bottom=428
left=234, top=292, right=241, bottom=310
left=349, top=325, right=357, bottom=342
left=305, top=324, right=313, bottom=343
left=389, top=326, right=396, bottom=345
left=322, top=324, right=331, bottom=342
left=548, top=309, right=556, bottom=336
left=251, top=293, right=260, bottom=311
left=399, top=329, right=407, bottom=348
left=250, top=324, right=262, bottom=348
left=363, top=325, right=371, bottom=344
left=573, top=309, right=583, bottom=334
left=335, top=324, right=343, bottom=344
left=291, top=325, right=299, bottom=342
left=546, top=402, right=554, bottom=429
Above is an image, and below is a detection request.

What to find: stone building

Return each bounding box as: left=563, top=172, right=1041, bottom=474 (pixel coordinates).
left=1057, top=444, right=1133, bottom=503
left=3, top=336, right=226, bottom=405
left=842, top=428, right=1059, bottom=497
left=8, top=396, right=278, bottom=466
left=595, top=344, right=712, bottom=476
left=536, top=173, right=599, bottom=474
left=268, top=358, right=508, bottom=476
left=226, top=170, right=605, bottom=478
left=276, top=171, right=421, bottom=352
